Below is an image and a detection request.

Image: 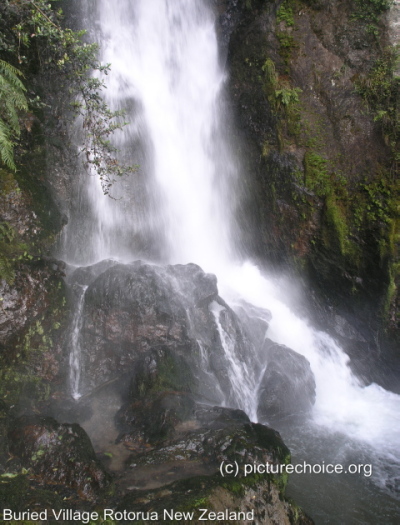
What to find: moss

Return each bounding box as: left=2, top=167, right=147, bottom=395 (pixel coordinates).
left=132, top=348, right=194, bottom=401
left=276, top=32, right=297, bottom=65
left=0, top=474, right=64, bottom=518
left=275, top=0, right=298, bottom=68
left=14, top=144, right=63, bottom=250
left=355, top=53, right=400, bottom=170
left=0, top=222, right=31, bottom=283
left=0, top=370, right=50, bottom=405
left=262, top=57, right=302, bottom=141
left=0, top=168, right=18, bottom=194
left=119, top=471, right=284, bottom=523
left=383, top=269, right=397, bottom=319
left=303, top=152, right=330, bottom=197
left=352, top=0, right=392, bottom=25
left=324, top=194, right=350, bottom=256
left=155, top=353, right=193, bottom=393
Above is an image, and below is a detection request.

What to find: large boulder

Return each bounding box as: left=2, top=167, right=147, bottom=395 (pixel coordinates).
left=114, top=393, right=313, bottom=524
left=70, top=261, right=257, bottom=410
left=257, top=340, right=316, bottom=421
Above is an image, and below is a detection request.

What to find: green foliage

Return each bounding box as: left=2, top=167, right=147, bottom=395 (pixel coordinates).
left=303, top=152, right=330, bottom=196
left=276, top=32, right=297, bottom=65
left=356, top=56, right=395, bottom=108
left=262, top=58, right=302, bottom=112
left=275, top=86, right=302, bottom=108
left=0, top=60, right=28, bottom=170
left=262, top=58, right=278, bottom=86
left=72, top=66, right=136, bottom=195
left=360, top=179, right=397, bottom=226
left=324, top=195, right=350, bottom=255
left=354, top=55, right=400, bottom=297
left=352, top=0, right=392, bottom=24
left=355, top=54, right=400, bottom=165
left=0, top=0, right=134, bottom=194
left=277, top=0, right=295, bottom=27
left=351, top=0, right=393, bottom=37
left=262, top=57, right=302, bottom=144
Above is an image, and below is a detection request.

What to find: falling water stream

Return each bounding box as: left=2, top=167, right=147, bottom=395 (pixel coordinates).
left=61, top=0, right=400, bottom=522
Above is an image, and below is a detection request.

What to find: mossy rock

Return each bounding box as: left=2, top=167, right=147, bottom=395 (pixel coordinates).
left=8, top=416, right=113, bottom=502
left=0, top=261, right=68, bottom=408
left=130, top=346, right=194, bottom=400
left=117, top=470, right=313, bottom=524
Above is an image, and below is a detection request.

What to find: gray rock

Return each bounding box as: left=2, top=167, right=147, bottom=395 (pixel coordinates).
left=257, top=340, right=316, bottom=421
left=73, top=260, right=255, bottom=408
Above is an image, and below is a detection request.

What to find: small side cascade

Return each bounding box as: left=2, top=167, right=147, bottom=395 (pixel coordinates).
left=69, top=284, right=88, bottom=400
left=210, top=301, right=258, bottom=421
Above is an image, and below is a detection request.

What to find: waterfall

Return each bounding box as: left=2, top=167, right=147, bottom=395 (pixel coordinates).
left=61, top=0, right=400, bottom=519
left=62, top=0, right=238, bottom=272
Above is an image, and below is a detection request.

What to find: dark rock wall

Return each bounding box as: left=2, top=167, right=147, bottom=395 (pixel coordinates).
left=224, top=0, right=400, bottom=365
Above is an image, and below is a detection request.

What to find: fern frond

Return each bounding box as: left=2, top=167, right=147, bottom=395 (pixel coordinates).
left=0, top=60, right=26, bottom=92
left=0, top=119, right=16, bottom=171
left=0, top=60, right=28, bottom=170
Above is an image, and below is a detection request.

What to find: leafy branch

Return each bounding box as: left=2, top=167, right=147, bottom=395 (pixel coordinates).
left=0, top=0, right=135, bottom=193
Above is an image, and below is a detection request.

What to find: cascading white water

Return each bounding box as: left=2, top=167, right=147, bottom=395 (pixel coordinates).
left=63, top=0, right=400, bottom=518
left=63, top=0, right=238, bottom=272
left=210, top=301, right=258, bottom=420
left=69, top=284, right=88, bottom=399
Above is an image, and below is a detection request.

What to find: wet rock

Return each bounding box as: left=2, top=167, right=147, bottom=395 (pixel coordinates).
left=116, top=392, right=198, bottom=448
left=115, top=395, right=313, bottom=524
left=118, top=392, right=288, bottom=472
left=118, top=474, right=314, bottom=525
left=0, top=473, right=65, bottom=514
left=8, top=416, right=112, bottom=501
left=0, top=258, right=68, bottom=408
left=257, top=341, right=316, bottom=421
left=77, top=260, right=255, bottom=405
left=128, top=345, right=194, bottom=401
left=80, top=262, right=209, bottom=393
left=233, top=300, right=271, bottom=351
left=217, top=0, right=244, bottom=57
left=225, top=0, right=396, bottom=354
left=67, top=259, right=118, bottom=288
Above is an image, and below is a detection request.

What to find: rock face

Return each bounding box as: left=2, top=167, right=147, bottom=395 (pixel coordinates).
left=0, top=260, right=65, bottom=348
left=258, top=341, right=316, bottom=421
left=0, top=259, right=67, bottom=407
left=226, top=0, right=400, bottom=368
